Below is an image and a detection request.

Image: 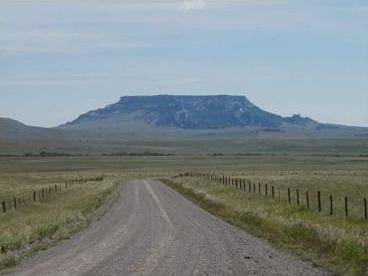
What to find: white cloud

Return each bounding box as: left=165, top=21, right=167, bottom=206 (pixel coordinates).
left=182, top=0, right=207, bottom=12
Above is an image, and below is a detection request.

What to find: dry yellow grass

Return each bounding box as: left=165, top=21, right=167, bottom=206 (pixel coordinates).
left=165, top=176, right=368, bottom=275
left=0, top=173, right=120, bottom=269
left=0, top=154, right=367, bottom=273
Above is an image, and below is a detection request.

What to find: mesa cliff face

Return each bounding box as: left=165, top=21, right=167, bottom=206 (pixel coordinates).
left=63, top=95, right=316, bottom=130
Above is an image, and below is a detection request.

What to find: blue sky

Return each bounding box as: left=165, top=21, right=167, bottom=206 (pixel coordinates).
left=0, top=0, right=367, bottom=127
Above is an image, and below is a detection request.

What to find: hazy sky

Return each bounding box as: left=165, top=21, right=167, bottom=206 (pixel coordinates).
left=0, top=0, right=367, bottom=127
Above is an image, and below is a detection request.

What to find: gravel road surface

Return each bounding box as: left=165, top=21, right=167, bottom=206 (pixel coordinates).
left=8, top=179, right=327, bottom=276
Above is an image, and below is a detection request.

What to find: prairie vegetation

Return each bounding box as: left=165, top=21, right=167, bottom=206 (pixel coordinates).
left=1, top=137, right=367, bottom=157
left=0, top=170, right=120, bottom=269
left=0, top=144, right=367, bottom=274
left=162, top=157, right=368, bottom=275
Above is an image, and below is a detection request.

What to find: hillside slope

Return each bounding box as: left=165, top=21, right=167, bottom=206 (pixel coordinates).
left=1, top=95, right=367, bottom=155
left=0, top=118, right=60, bottom=140
left=62, top=95, right=317, bottom=130
left=60, top=95, right=367, bottom=138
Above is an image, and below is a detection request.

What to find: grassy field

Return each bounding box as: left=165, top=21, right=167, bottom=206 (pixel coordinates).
left=0, top=151, right=367, bottom=274
left=161, top=159, right=368, bottom=275
left=1, top=137, right=368, bottom=157
left=0, top=171, right=121, bottom=270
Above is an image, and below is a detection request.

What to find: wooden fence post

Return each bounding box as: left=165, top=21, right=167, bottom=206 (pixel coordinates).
left=272, top=186, right=275, bottom=199
left=296, top=189, right=300, bottom=206
left=265, top=184, right=268, bottom=197
left=317, top=191, right=322, bottom=212
left=258, top=182, right=261, bottom=194
left=364, top=198, right=367, bottom=220
left=306, top=191, right=309, bottom=209
left=329, top=195, right=333, bottom=216
left=344, top=197, right=348, bottom=219
left=288, top=188, right=291, bottom=204
left=2, top=201, right=6, bottom=213
left=248, top=181, right=251, bottom=193
left=13, top=198, right=17, bottom=210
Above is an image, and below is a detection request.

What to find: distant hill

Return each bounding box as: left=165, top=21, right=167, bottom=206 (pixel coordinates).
left=0, top=118, right=84, bottom=154
left=0, top=118, right=59, bottom=140
left=62, top=95, right=316, bottom=129
left=60, top=95, right=366, bottom=138
left=1, top=95, right=368, bottom=155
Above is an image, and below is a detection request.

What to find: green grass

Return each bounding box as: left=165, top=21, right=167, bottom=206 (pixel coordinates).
left=216, top=165, right=368, bottom=221
left=0, top=171, right=107, bottom=200
left=161, top=177, right=368, bottom=275
left=1, top=137, right=367, bottom=156
left=0, top=153, right=367, bottom=274
left=0, top=175, right=120, bottom=270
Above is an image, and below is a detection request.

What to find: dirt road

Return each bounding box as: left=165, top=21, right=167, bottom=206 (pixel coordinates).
left=9, top=179, right=327, bottom=276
